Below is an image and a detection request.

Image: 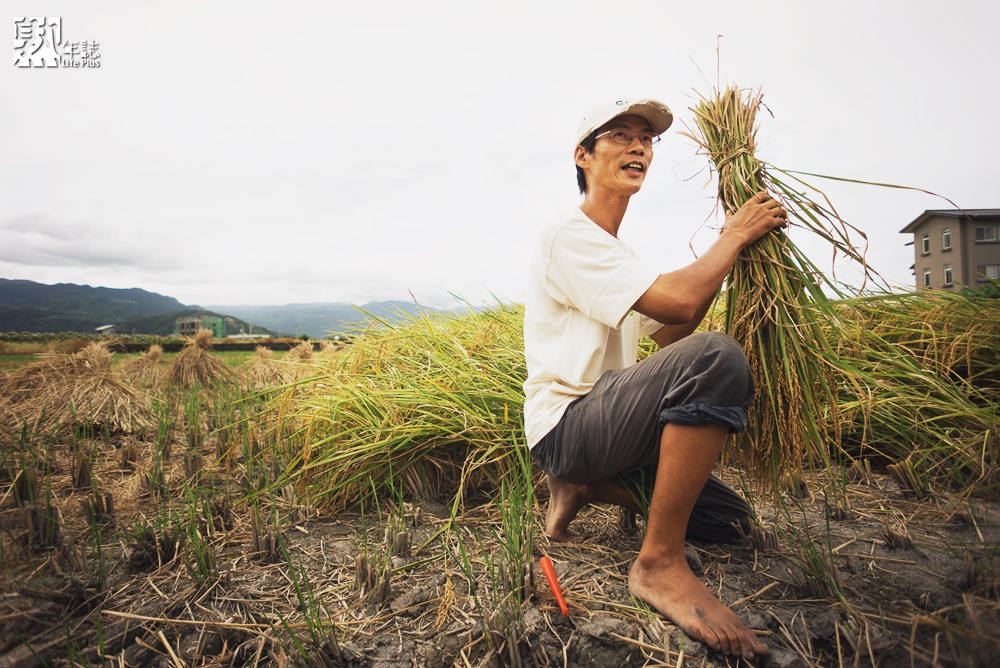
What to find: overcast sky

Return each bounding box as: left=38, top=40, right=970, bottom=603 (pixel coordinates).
left=2, top=0, right=997, bottom=309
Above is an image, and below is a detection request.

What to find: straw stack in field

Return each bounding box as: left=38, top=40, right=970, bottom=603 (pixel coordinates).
left=684, top=85, right=870, bottom=482
left=166, top=329, right=232, bottom=388
left=240, top=346, right=295, bottom=391
left=0, top=341, right=152, bottom=435
left=286, top=341, right=313, bottom=361
left=122, top=344, right=163, bottom=387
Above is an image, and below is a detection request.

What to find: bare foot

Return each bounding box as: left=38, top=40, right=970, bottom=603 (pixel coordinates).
left=544, top=475, right=589, bottom=543
left=629, top=555, right=768, bottom=659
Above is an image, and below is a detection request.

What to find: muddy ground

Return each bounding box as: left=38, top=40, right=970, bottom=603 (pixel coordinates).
left=2, top=437, right=999, bottom=668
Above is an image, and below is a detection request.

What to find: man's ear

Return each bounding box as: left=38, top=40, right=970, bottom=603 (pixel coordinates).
left=573, top=144, right=588, bottom=169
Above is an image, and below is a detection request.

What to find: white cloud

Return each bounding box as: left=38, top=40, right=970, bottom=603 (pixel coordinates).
left=0, top=0, right=997, bottom=306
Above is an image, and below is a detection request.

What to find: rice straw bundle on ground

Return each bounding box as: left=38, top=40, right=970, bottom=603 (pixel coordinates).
left=240, top=346, right=295, bottom=392
left=684, top=85, right=871, bottom=483
left=829, top=291, right=1000, bottom=494
left=834, top=290, right=1000, bottom=393
left=0, top=342, right=151, bottom=435
left=122, top=344, right=163, bottom=388
left=166, top=329, right=232, bottom=388
left=268, top=304, right=526, bottom=511
left=286, top=341, right=313, bottom=361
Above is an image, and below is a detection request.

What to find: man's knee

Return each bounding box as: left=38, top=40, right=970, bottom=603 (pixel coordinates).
left=672, top=332, right=753, bottom=407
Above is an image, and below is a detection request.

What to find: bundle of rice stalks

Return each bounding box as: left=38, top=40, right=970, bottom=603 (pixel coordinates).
left=0, top=342, right=152, bottom=435
left=121, top=344, right=164, bottom=388
left=686, top=84, right=999, bottom=497
left=266, top=304, right=526, bottom=511
left=240, top=346, right=295, bottom=392
left=166, top=330, right=232, bottom=388
left=683, top=85, right=870, bottom=482
left=286, top=341, right=313, bottom=361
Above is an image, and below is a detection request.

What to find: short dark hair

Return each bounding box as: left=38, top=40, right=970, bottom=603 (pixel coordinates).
left=576, top=131, right=598, bottom=194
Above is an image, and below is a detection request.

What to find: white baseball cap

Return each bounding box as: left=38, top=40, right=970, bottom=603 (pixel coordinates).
left=576, top=98, right=673, bottom=145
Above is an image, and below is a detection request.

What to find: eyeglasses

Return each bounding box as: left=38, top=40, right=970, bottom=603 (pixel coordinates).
left=595, top=128, right=660, bottom=148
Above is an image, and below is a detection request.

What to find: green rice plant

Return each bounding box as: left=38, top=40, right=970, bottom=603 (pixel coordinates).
left=249, top=502, right=280, bottom=563
left=153, top=397, right=173, bottom=462
left=18, top=434, right=61, bottom=551
left=273, top=538, right=344, bottom=667
left=8, top=420, right=40, bottom=506
left=776, top=497, right=852, bottom=609
left=183, top=388, right=203, bottom=449
left=85, top=514, right=109, bottom=592
left=683, top=84, right=870, bottom=486
left=181, top=491, right=219, bottom=588
left=208, top=383, right=239, bottom=460
left=451, top=443, right=535, bottom=667
left=269, top=303, right=526, bottom=512
left=127, top=513, right=181, bottom=572
left=352, top=479, right=396, bottom=608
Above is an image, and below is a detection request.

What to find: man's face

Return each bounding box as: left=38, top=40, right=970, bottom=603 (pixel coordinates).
left=576, top=114, right=654, bottom=196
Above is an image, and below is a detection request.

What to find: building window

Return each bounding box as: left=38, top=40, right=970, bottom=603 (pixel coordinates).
left=921, top=233, right=930, bottom=254
left=943, top=264, right=953, bottom=286
left=942, top=228, right=951, bottom=251
left=975, top=225, right=999, bottom=242
left=977, top=264, right=1000, bottom=281
left=923, top=268, right=931, bottom=287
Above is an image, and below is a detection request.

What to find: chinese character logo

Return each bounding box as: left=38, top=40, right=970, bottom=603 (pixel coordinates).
left=13, top=17, right=100, bottom=68
left=14, top=17, right=61, bottom=67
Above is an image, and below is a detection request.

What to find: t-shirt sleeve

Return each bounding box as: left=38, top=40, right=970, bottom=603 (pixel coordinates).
left=638, top=313, right=664, bottom=337
left=546, top=220, right=660, bottom=329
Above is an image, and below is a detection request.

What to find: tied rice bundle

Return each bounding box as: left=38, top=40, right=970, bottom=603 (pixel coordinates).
left=0, top=342, right=151, bottom=434
left=241, top=345, right=295, bottom=391
left=166, top=329, right=232, bottom=388
left=286, top=341, right=313, bottom=361
left=684, top=85, right=870, bottom=482
left=122, top=343, right=163, bottom=387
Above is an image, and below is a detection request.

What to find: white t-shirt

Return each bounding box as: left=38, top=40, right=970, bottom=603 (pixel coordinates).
left=523, top=209, right=664, bottom=449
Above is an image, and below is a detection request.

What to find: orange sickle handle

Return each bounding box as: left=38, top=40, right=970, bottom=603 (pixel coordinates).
left=539, top=556, right=569, bottom=615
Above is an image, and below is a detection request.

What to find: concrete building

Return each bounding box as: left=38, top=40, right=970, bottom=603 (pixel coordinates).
left=175, top=315, right=224, bottom=338
left=900, top=209, right=1000, bottom=291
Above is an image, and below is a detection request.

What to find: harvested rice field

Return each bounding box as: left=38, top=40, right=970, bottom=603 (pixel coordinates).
left=0, top=303, right=998, bottom=667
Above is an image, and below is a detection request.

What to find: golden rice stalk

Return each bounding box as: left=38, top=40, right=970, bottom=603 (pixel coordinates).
left=268, top=304, right=526, bottom=511
left=166, top=329, right=232, bottom=388
left=683, top=85, right=870, bottom=482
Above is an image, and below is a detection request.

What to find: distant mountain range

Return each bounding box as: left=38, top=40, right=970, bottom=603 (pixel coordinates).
left=0, top=278, right=435, bottom=338
left=205, top=302, right=437, bottom=339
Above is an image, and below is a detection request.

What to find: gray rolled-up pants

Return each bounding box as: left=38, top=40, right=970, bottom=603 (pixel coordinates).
left=531, top=331, right=754, bottom=543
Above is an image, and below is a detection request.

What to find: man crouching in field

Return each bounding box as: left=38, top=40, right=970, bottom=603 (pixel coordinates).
left=522, top=98, right=787, bottom=659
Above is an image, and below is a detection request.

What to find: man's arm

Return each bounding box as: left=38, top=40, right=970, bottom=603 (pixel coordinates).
left=648, top=291, right=717, bottom=348
left=634, top=192, right=786, bottom=343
